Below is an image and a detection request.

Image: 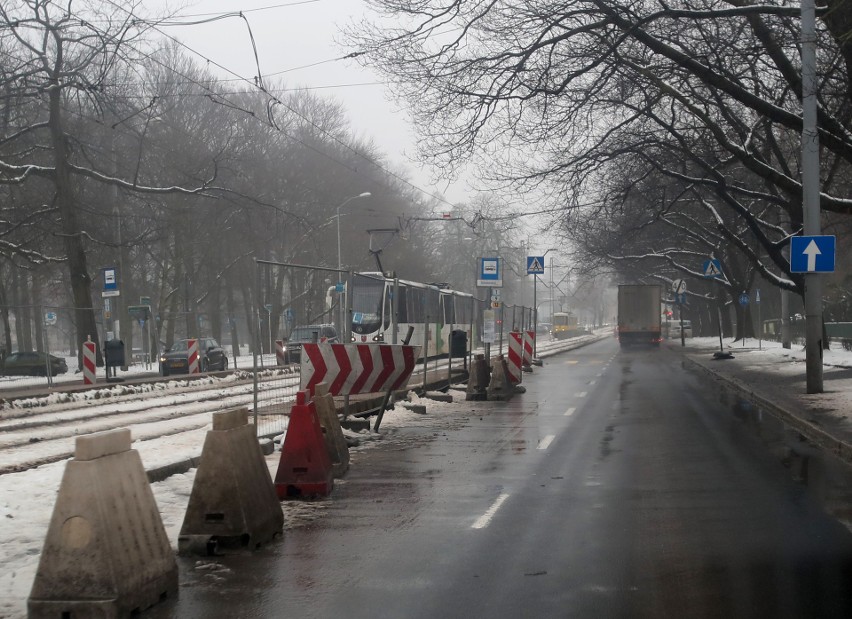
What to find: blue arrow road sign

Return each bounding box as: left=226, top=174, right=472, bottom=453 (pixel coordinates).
left=526, top=256, right=545, bottom=275
left=790, top=235, right=836, bottom=273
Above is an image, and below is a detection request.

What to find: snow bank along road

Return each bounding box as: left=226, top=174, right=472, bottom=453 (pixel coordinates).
left=0, top=335, right=603, bottom=476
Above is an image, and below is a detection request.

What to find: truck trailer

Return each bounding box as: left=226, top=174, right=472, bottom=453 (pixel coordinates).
left=617, top=284, right=662, bottom=347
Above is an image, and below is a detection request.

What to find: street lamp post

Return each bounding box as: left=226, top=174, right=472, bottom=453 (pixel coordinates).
left=335, top=192, right=371, bottom=331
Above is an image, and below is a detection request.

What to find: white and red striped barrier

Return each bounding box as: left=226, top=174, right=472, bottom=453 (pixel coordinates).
left=187, top=338, right=200, bottom=374
left=507, top=332, right=523, bottom=384
left=523, top=330, right=535, bottom=367
left=82, top=341, right=96, bottom=385
left=275, top=339, right=286, bottom=365
left=300, top=343, right=421, bottom=396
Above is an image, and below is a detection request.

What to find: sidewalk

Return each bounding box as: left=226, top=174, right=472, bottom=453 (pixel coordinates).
left=670, top=338, right=852, bottom=465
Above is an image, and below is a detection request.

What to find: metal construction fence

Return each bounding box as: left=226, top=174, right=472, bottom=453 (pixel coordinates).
left=0, top=304, right=110, bottom=390
left=250, top=260, right=343, bottom=438
left=0, top=268, right=535, bottom=436
left=248, top=260, right=536, bottom=437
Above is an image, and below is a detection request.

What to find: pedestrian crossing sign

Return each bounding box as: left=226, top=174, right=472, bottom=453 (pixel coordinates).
left=527, top=256, right=545, bottom=275
left=703, top=259, right=723, bottom=278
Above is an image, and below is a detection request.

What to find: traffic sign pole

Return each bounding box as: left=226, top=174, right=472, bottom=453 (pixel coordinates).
left=802, top=0, right=824, bottom=393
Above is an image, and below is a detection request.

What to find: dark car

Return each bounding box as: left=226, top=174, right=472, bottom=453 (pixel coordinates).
left=284, top=324, right=339, bottom=363
left=159, top=337, right=228, bottom=376
left=2, top=351, right=68, bottom=377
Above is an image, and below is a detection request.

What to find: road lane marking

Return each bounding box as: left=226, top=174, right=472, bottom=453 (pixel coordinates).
left=575, top=391, right=588, bottom=398
left=472, top=493, right=510, bottom=529
left=588, top=380, right=596, bottom=385
left=538, top=435, right=556, bottom=450
left=565, top=407, right=576, bottom=416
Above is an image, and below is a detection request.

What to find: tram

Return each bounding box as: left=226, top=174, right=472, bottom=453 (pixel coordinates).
left=551, top=311, right=582, bottom=340
left=349, top=273, right=478, bottom=358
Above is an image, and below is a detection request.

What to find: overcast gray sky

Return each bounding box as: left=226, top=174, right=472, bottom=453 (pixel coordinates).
left=150, top=0, right=472, bottom=206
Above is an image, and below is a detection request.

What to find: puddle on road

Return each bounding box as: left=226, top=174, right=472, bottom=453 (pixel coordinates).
left=720, top=389, right=852, bottom=532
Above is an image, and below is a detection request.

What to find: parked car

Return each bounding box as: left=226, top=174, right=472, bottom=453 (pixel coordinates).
left=672, top=320, right=693, bottom=338
left=2, top=351, right=68, bottom=377
left=284, top=324, right=339, bottom=363
left=159, top=338, right=228, bottom=376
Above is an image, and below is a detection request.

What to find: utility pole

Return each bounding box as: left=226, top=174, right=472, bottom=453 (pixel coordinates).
left=801, top=0, right=823, bottom=393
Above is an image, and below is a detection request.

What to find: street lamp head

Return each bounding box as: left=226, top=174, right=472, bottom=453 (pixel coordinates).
left=338, top=192, right=373, bottom=272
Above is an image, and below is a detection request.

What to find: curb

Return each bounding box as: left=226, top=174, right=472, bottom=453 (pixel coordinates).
left=147, top=456, right=203, bottom=483
left=682, top=355, right=852, bottom=465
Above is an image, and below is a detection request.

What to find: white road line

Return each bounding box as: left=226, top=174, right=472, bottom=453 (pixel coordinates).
left=538, top=435, right=556, bottom=450
left=575, top=391, right=588, bottom=398
left=588, top=380, right=597, bottom=385
left=472, top=493, right=511, bottom=529
left=565, top=407, right=576, bottom=416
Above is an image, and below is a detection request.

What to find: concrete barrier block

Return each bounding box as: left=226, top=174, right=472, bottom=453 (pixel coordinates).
left=312, top=383, right=350, bottom=478
left=487, top=356, right=515, bottom=401
left=212, top=407, right=248, bottom=431
left=28, top=429, right=177, bottom=617
left=179, top=408, right=283, bottom=555
left=74, top=428, right=131, bottom=461
left=466, top=354, right=490, bottom=401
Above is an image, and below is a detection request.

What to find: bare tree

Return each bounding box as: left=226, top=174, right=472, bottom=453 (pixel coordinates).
left=346, top=0, right=852, bottom=313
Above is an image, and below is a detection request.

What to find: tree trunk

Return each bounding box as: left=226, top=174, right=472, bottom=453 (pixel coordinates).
left=48, top=83, right=102, bottom=365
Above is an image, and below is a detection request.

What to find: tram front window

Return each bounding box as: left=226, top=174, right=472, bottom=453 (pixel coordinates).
left=352, top=276, right=384, bottom=335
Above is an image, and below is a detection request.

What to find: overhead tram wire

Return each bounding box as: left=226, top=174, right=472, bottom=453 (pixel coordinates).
left=87, top=1, right=557, bottom=225
left=152, top=1, right=322, bottom=21
left=95, top=0, right=475, bottom=212
left=93, top=0, right=369, bottom=180
left=49, top=5, right=702, bottom=232
left=114, top=7, right=571, bottom=231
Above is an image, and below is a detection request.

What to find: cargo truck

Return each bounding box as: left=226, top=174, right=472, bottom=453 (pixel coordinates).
left=617, top=284, right=662, bottom=347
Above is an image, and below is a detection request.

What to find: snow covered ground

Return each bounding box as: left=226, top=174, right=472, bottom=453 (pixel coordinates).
left=2, top=334, right=851, bottom=617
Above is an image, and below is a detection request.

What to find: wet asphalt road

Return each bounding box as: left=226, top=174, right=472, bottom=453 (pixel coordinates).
left=150, top=338, right=852, bottom=618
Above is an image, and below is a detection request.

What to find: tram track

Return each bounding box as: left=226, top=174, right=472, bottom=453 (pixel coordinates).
left=0, top=371, right=300, bottom=475
left=0, top=335, right=604, bottom=476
